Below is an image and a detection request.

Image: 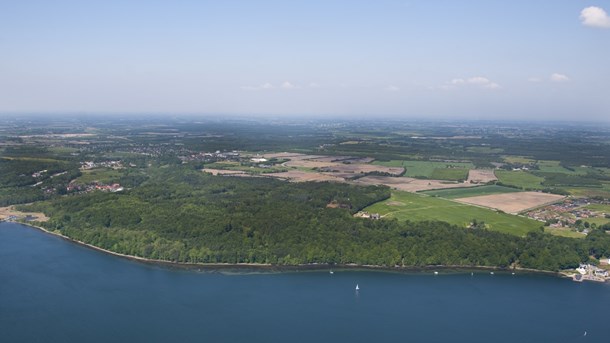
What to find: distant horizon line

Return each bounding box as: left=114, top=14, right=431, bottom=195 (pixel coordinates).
left=1, top=112, right=609, bottom=124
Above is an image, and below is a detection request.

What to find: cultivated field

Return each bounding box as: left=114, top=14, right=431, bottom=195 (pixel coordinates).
left=264, top=170, right=345, bottom=183
left=202, top=168, right=247, bottom=176
left=494, top=170, right=544, bottom=189
left=319, top=163, right=404, bottom=176
left=467, top=169, right=497, bottom=183
left=455, top=192, right=565, bottom=214
left=502, top=156, right=536, bottom=164
left=262, top=153, right=404, bottom=176
left=261, top=152, right=309, bottom=160
left=420, top=185, right=520, bottom=199
left=430, top=168, right=469, bottom=181
left=363, top=191, right=541, bottom=236
left=353, top=175, right=478, bottom=192
left=373, top=160, right=473, bottom=178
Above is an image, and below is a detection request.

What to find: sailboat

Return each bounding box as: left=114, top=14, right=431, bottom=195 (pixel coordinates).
left=355, top=284, right=360, bottom=290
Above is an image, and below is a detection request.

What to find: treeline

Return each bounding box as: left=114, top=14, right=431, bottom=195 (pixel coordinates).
left=23, top=166, right=610, bottom=271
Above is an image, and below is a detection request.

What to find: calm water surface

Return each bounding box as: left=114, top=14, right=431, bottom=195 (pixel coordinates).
left=1, top=222, right=608, bottom=343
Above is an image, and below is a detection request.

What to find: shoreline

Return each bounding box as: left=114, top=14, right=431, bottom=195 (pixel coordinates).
left=5, top=220, right=563, bottom=277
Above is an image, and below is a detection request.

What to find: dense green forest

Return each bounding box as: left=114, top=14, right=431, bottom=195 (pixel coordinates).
left=23, top=167, right=610, bottom=272
left=0, top=150, right=81, bottom=206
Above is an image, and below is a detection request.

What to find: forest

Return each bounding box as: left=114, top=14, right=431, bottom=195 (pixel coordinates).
left=23, top=165, right=610, bottom=272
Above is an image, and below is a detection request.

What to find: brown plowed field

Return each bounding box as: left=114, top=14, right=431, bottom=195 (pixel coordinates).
left=455, top=192, right=565, bottom=214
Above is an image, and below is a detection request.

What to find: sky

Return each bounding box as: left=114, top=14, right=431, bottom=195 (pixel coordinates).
left=1, top=0, right=609, bottom=121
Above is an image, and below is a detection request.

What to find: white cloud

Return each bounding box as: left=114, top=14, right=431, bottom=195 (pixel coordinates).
left=550, top=73, right=569, bottom=82
left=528, top=77, right=542, bottom=83
left=385, top=85, right=400, bottom=92
left=280, top=81, right=298, bottom=89
left=466, top=77, right=491, bottom=85
left=442, top=76, right=500, bottom=90
left=450, top=78, right=465, bottom=85
left=580, top=6, right=610, bottom=28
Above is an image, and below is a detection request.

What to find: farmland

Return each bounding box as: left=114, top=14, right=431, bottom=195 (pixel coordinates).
left=3, top=116, right=610, bottom=272
left=420, top=185, right=520, bottom=199
left=495, top=170, right=544, bottom=190
left=430, top=168, right=469, bottom=181
left=455, top=192, right=565, bottom=214
left=363, top=191, right=542, bottom=236
left=373, top=160, right=473, bottom=178
left=354, top=175, right=478, bottom=192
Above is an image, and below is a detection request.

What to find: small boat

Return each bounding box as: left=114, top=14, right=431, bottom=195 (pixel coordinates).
left=584, top=331, right=587, bottom=336
left=330, top=270, right=334, bottom=275
left=355, top=284, right=360, bottom=290
left=490, top=272, right=494, bottom=275
left=471, top=272, right=474, bottom=276
left=434, top=271, right=439, bottom=275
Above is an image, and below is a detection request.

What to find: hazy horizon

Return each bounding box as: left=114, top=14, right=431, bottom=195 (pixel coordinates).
left=1, top=1, right=609, bottom=121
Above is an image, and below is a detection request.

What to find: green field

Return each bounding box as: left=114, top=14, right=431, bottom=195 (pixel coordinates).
left=585, top=217, right=610, bottom=226
left=495, top=170, right=544, bottom=190
left=545, top=227, right=585, bottom=239
left=73, top=168, right=123, bottom=185
left=420, top=185, right=521, bottom=199
left=536, top=160, right=585, bottom=175
left=566, top=183, right=610, bottom=198
left=364, top=191, right=542, bottom=236
left=373, top=160, right=473, bottom=178
left=502, top=156, right=535, bottom=164
left=466, top=146, right=503, bottom=154
left=430, top=168, right=469, bottom=181
left=584, top=204, right=610, bottom=213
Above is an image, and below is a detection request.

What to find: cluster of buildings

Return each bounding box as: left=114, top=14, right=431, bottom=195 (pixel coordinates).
left=354, top=211, right=381, bottom=220
left=31, top=169, right=47, bottom=178
left=525, top=198, right=609, bottom=230
left=573, top=263, right=609, bottom=283
left=179, top=150, right=240, bottom=163
left=66, top=181, right=123, bottom=193
left=80, top=160, right=123, bottom=170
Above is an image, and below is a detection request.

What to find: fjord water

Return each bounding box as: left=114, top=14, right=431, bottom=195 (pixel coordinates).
left=1, top=223, right=608, bottom=343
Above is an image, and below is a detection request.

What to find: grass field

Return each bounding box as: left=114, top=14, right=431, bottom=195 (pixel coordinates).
left=420, top=185, right=521, bottom=199
left=466, top=146, right=503, bottom=154
left=585, top=217, right=610, bottom=226
left=545, top=227, right=585, bottom=238
left=363, top=191, right=542, bottom=236
left=430, top=168, right=469, bottom=181
left=495, top=170, right=544, bottom=190
left=566, top=183, right=610, bottom=198
left=73, top=168, right=123, bottom=185
left=373, top=160, right=473, bottom=178
left=502, top=156, right=535, bottom=164
left=583, top=204, right=610, bottom=213
left=536, top=160, right=586, bottom=175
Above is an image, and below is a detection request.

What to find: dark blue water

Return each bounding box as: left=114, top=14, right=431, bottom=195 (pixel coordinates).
left=1, top=222, right=608, bottom=342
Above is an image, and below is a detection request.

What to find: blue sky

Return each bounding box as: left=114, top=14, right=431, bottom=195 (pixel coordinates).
left=1, top=0, right=609, bottom=120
